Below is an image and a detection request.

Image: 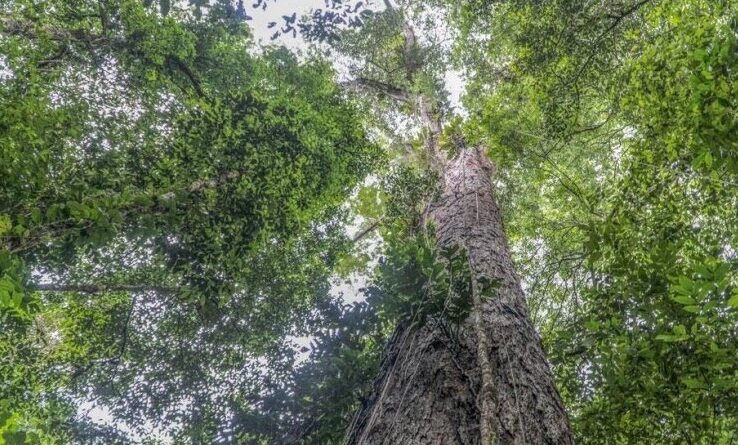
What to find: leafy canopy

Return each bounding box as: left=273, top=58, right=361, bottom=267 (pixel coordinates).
left=1, top=0, right=378, bottom=442
left=3, top=0, right=738, bottom=444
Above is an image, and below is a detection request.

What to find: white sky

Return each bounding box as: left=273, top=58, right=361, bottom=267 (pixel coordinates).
left=248, top=0, right=321, bottom=46
left=247, top=0, right=465, bottom=110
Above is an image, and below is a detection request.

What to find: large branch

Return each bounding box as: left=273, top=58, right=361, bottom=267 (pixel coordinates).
left=34, top=283, right=179, bottom=294
left=159, top=170, right=241, bottom=200
left=7, top=171, right=242, bottom=254
left=401, top=22, right=418, bottom=82
left=352, top=219, right=381, bottom=243
left=0, top=16, right=124, bottom=50
left=417, top=95, right=442, bottom=139
left=166, top=55, right=205, bottom=98
left=1, top=17, right=204, bottom=97
left=342, top=77, right=412, bottom=103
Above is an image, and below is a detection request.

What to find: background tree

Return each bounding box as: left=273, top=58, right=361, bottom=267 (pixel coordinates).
left=0, top=1, right=378, bottom=442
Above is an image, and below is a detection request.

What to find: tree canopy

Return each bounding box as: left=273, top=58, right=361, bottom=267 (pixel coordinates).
left=453, top=0, right=738, bottom=442
left=1, top=1, right=378, bottom=442
left=2, top=0, right=738, bottom=444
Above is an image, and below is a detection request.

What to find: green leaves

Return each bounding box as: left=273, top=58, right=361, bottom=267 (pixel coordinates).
left=622, top=0, right=738, bottom=175
left=0, top=216, right=10, bottom=237
left=681, top=377, right=708, bottom=390
left=727, top=290, right=738, bottom=309
left=671, top=295, right=696, bottom=306
left=0, top=1, right=380, bottom=442
left=366, top=228, right=477, bottom=331
left=353, top=186, right=385, bottom=221
left=0, top=250, right=31, bottom=320
left=0, top=275, right=23, bottom=313
left=452, top=0, right=738, bottom=443
left=655, top=325, right=689, bottom=343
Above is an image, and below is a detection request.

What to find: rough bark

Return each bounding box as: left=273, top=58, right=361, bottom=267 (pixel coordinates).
left=345, top=147, right=573, bottom=444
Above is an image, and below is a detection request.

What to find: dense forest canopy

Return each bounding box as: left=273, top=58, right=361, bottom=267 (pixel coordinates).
left=1, top=0, right=737, bottom=444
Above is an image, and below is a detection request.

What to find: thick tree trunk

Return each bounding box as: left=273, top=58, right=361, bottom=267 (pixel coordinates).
left=345, top=147, right=573, bottom=444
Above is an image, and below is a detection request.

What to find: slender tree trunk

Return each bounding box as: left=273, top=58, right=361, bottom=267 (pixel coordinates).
left=345, top=147, right=573, bottom=444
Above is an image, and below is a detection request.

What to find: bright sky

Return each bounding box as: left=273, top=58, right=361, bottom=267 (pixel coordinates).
left=248, top=0, right=322, bottom=47
left=247, top=0, right=465, bottom=110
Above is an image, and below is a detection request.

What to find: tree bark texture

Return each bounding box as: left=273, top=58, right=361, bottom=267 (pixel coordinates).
left=345, top=147, right=573, bottom=444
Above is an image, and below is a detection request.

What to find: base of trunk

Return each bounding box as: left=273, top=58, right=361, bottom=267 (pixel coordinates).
left=345, top=148, right=573, bottom=445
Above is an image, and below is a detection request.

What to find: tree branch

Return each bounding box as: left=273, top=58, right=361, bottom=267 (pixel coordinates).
left=6, top=170, right=243, bottom=254
left=568, top=0, right=652, bottom=87
left=167, top=55, right=205, bottom=98
left=1, top=16, right=125, bottom=50
left=2, top=16, right=205, bottom=98
left=352, top=219, right=381, bottom=243
left=401, top=22, right=418, bottom=82
left=34, top=283, right=179, bottom=294
left=342, top=77, right=412, bottom=103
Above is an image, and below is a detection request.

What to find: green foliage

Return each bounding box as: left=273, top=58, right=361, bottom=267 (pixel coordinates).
left=380, top=164, right=439, bottom=231
left=334, top=4, right=452, bottom=145
left=257, top=301, right=386, bottom=445
left=4, top=0, right=738, bottom=443
left=0, top=0, right=379, bottom=442
left=353, top=185, right=386, bottom=222
left=368, top=230, right=474, bottom=328
left=621, top=0, right=738, bottom=173
left=452, top=0, right=738, bottom=442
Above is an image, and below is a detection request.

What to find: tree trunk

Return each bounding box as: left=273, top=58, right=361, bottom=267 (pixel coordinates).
left=345, top=147, right=573, bottom=444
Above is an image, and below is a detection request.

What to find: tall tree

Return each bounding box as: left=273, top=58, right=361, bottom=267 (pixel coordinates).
left=5, top=0, right=738, bottom=443
left=450, top=0, right=738, bottom=442
left=334, top=2, right=573, bottom=443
